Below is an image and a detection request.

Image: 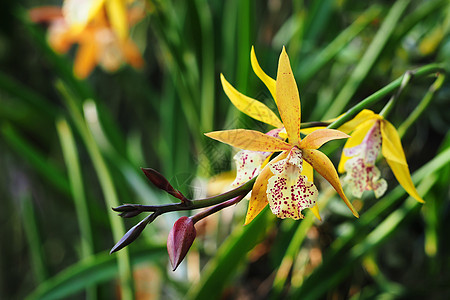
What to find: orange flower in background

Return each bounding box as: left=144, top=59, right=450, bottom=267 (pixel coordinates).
left=29, top=0, right=146, bottom=78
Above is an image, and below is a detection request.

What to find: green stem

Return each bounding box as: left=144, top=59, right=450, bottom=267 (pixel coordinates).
left=115, top=177, right=256, bottom=216
left=327, top=63, right=444, bottom=130
left=379, top=70, right=413, bottom=118
left=397, top=73, right=446, bottom=138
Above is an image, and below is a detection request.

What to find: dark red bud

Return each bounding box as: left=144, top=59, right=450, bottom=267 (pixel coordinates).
left=141, top=168, right=185, bottom=200
left=167, top=217, right=196, bottom=271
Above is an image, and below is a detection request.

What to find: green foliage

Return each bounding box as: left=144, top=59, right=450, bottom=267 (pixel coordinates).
left=0, top=0, right=449, bottom=299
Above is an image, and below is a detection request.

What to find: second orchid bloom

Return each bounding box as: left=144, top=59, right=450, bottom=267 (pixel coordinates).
left=206, top=47, right=359, bottom=224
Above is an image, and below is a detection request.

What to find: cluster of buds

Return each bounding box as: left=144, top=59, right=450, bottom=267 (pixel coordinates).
left=111, top=168, right=249, bottom=270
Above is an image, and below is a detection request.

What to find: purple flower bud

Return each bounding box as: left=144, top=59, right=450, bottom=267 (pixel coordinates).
left=141, top=168, right=186, bottom=201
left=167, top=217, right=196, bottom=271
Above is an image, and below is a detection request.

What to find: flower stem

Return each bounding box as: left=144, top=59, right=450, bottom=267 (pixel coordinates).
left=397, top=73, right=446, bottom=138
left=191, top=194, right=246, bottom=224
left=327, top=63, right=444, bottom=130
left=379, top=71, right=413, bottom=118
left=114, top=177, right=255, bottom=216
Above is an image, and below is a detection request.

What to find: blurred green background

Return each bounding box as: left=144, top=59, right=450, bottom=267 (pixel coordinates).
left=0, top=0, right=449, bottom=299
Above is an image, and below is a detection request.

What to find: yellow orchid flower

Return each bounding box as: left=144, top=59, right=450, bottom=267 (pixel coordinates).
left=29, top=1, right=145, bottom=79
left=338, top=109, right=425, bottom=203
left=206, top=47, right=359, bottom=224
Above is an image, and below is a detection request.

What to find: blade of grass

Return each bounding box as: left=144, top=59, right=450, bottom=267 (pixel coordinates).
left=292, top=174, right=438, bottom=300
left=0, top=71, right=57, bottom=119
left=289, top=146, right=450, bottom=299
left=56, top=118, right=96, bottom=299
left=26, top=244, right=166, bottom=300
left=56, top=81, right=134, bottom=300
left=56, top=119, right=95, bottom=257
left=323, top=0, right=410, bottom=119
left=186, top=208, right=274, bottom=300
left=297, top=5, right=382, bottom=83
left=1, top=124, right=70, bottom=195
left=22, top=194, right=48, bottom=284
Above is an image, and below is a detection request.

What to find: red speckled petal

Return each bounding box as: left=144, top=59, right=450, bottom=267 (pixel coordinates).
left=231, top=150, right=271, bottom=187
left=343, top=157, right=387, bottom=198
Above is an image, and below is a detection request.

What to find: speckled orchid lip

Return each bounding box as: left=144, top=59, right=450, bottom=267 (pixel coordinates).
left=267, top=147, right=318, bottom=220
left=343, top=120, right=387, bottom=198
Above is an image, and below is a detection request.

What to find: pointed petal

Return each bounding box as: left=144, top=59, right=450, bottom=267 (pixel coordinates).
left=338, top=109, right=379, bottom=134
left=231, top=150, right=270, bottom=187
left=380, top=119, right=425, bottom=202
left=300, top=126, right=326, bottom=135
left=105, top=0, right=128, bottom=40
left=303, top=149, right=359, bottom=218
left=309, top=205, right=322, bottom=221
left=251, top=46, right=277, bottom=102
left=245, top=151, right=289, bottom=225
left=221, top=74, right=283, bottom=128
left=205, top=129, right=292, bottom=152
left=338, top=119, right=375, bottom=173
left=380, top=120, right=407, bottom=165
left=276, top=47, right=301, bottom=145
left=385, top=158, right=424, bottom=203
left=29, top=6, right=63, bottom=23
left=299, top=129, right=349, bottom=150
left=74, top=40, right=98, bottom=79
left=121, top=39, right=144, bottom=68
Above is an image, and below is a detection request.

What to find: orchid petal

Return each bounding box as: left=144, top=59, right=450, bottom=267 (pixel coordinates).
left=205, top=129, right=292, bottom=152
left=245, top=151, right=289, bottom=225
left=74, top=40, right=98, bottom=79
left=276, top=47, right=301, bottom=145
left=231, top=150, right=271, bottom=187
left=338, top=119, right=376, bottom=173
left=381, top=120, right=424, bottom=203
left=303, top=149, right=359, bottom=218
left=300, top=126, right=326, bottom=135
left=105, top=0, right=128, bottom=40
left=63, top=0, right=105, bottom=28
left=121, top=39, right=144, bottom=68
left=385, top=158, right=425, bottom=203
left=251, top=46, right=277, bottom=102
left=344, top=157, right=387, bottom=199
left=338, top=109, right=379, bottom=134
left=221, top=74, right=283, bottom=128
left=380, top=120, right=407, bottom=165
left=267, top=148, right=318, bottom=220
left=299, top=129, right=349, bottom=150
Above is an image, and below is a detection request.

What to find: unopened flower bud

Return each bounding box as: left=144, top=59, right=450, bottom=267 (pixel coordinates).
left=167, top=216, right=196, bottom=271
